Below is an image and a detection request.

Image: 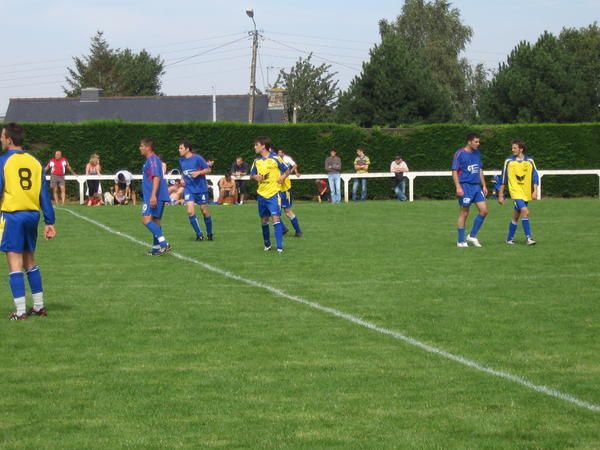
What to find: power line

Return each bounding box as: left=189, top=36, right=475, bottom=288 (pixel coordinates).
left=265, top=30, right=374, bottom=45
left=261, top=45, right=367, bottom=62
left=164, top=37, right=249, bottom=68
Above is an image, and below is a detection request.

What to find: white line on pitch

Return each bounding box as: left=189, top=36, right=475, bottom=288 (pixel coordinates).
left=58, top=208, right=600, bottom=414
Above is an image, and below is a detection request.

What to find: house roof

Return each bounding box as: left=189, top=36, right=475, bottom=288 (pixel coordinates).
left=4, top=94, right=284, bottom=124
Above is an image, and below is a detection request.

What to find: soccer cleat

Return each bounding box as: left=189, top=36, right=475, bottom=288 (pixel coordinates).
left=27, top=307, right=48, bottom=317
left=195, top=235, right=204, bottom=241
left=527, top=238, right=537, bottom=246
left=207, top=234, right=214, bottom=241
left=282, top=228, right=289, bottom=236
left=506, top=240, right=515, bottom=245
left=456, top=242, right=468, bottom=248
left=146, top=248, right=160, bottom=256
left=294, top=232, right=303, bottom=238
left=8, top=312, right=27, bottom=321
left=264, top=244, right=272, bottom=252
left=466, top=234, right=482, bottom=248
left=277, top=248, right=284, bottom=254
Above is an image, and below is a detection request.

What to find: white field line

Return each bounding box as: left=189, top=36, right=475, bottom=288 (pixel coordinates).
left=58, top=207, right=600, bottom=414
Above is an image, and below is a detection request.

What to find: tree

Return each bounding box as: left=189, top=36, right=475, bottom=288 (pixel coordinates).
left=480, top=24, right=600, bottom=123
left=379, top=0, right=476, bottom=121
left=64, top=31, right=164, bottom=97
left=336, top=33, right=452, bottom=127
left=275, top=55, right=339, bottom=123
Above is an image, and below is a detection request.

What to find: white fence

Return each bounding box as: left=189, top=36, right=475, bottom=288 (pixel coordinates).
left=52, top=169, right=600, bottom=205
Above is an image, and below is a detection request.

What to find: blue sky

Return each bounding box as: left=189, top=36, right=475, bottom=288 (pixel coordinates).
left=1, top=0, right=599, bottom=114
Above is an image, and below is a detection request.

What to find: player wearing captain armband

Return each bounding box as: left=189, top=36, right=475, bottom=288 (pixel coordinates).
left=498, top=140, right=539, bottom=246
left=451, top=133, right=489, bottom=248
left=250, top=137, right=290, bottom=253
left=0, top=123, right=56, bottom=321
left=178, top=140, right=213, bottom=241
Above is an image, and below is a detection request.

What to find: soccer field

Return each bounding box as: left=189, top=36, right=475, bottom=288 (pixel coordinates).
left=1, top=199, right=599, bottom=449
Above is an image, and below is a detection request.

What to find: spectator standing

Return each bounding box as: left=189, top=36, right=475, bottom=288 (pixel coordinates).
left=114, top=169, right=137, bottom=205
left=231, top=156, right=249, bottom=204
left=352, top=148, right=370, bottom=201
left=45, top=150, right=76, bottom=205
left=325, top=149, right=342, bottom=203
left=390, top=155, right=409, bottom=201
left=218, top=172, right=238, bottom=204
left=85, top=153, right=103, bottom=205
left=315, top=179, right=329, bottom=203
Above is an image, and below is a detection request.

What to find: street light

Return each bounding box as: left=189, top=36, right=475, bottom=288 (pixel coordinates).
left=246, top=8, right=258, bottom=123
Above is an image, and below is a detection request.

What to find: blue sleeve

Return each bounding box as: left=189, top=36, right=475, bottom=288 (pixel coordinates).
left=501, top=159, right=510, bottom=185
left=40, top=172, right=55, bottom=225
left=275, top=157, right=288, bottom=173
left=451, top=152, right=461, bottom=171
left=530, top=159, right=539, bottom=185
left=149, top=157, right=161, bottom=177
left=197, top=156, right=209, bottom=170
left=250, top=161, right=257, bottom=176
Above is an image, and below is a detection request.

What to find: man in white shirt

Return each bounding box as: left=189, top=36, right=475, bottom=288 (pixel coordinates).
left=114, top=170, right=137, bottom=205
left=390, top=155, right=409, bottom=201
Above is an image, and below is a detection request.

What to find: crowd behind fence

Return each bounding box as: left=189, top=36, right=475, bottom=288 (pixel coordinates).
left=48, top=170, right=600, bottom=205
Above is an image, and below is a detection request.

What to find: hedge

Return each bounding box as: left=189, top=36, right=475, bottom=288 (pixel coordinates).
left=20, top=121, right=600, bottom=199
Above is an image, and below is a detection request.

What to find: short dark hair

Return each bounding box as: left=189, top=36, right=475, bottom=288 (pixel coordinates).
left=466, top=133, right=480, bottom=143
left=512, top=139, right=527, bottom=152
left=180, top=140, right=192, bottom=151
left=255, top=136, right=271, bottom=150
left=140, top=138, right=155, bottom=150
left=330, top=148, right=337, bottom=153
left=3, top=122, right=25, bottom=146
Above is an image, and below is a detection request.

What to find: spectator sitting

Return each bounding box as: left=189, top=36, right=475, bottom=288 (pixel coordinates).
left=168, top=180, right=184, bottom=205
left=114, top=188, right=129, bottom=205
left=218, top=172, right=238, bottom=204
left=315, top=179, right=329, bottom=203
left=390, top=155, right=409, bottom=201
left=231, top=156, right=249, bottom=204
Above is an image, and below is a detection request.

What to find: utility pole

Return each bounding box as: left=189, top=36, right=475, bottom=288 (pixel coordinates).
left=246, top=9, right=259, bottom=124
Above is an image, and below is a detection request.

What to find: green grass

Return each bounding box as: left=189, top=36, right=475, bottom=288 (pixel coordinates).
left=0, top=199, right=599, bottom=449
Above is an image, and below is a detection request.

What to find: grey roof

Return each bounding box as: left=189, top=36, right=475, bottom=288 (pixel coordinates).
left=5, top=94, right=284, bottom=124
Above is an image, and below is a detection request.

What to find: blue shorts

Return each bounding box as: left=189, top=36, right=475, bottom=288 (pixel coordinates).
left=257, top=194, right=281, bottom=218
left=0, top=211, right=40, bottom=253
left=141, top=201, right=165, bottom=219
left=279, top=190, right=293, bottom=209
left=184, top=191, right=209, bottom=206
left=513, top=199, right=529, bottom=211
left=458, top=183, right=486, bottom=207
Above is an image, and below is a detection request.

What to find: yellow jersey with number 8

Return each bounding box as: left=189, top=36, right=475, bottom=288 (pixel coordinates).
left=1, top=151, right=44, bottom=212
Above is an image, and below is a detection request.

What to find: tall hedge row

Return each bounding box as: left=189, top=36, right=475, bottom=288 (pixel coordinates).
left=22, top=121, right=600, bottom=199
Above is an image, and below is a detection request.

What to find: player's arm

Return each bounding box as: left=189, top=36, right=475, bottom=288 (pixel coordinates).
left=149, top=176, right=160, bottom=207
left=531, top=159, right=540, bottom=200
left=250, top=161, right=263, bottom=182
left=39, top=172, right=56, bottom=239
left=276, top=159, right=291, bottom=184
left=479, top=169, right=488, bottom=196
left=498, top=160, right=510, bottom=204
left=452, top=171, right=463, bottom=197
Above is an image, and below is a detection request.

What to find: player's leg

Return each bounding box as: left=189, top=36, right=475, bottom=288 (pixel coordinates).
left=271, top=214, right=284, bottom=253
left=23, top=252, right=46, bottom=316
left=199, top=203, right=213, bottom=240
left=285, top=208, right=302, bottom=236
left=186, top=200, right=204, bottom=240
left=520, top=204, right=535, bottom=245
left=467, top=190, right=488, bottom=247
left=142, top=209, right=169, bottom=254
left=507, top=206, right=520, bottom=244
left=5, top=251, right=27, bottom=319
left=457, top=206, right=470, bottom=246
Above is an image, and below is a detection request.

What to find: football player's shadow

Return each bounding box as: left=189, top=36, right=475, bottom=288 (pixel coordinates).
left=47, top=302, right=73, bottom=312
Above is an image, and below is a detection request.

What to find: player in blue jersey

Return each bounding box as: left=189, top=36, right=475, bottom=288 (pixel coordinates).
left=451, top=133, right=488, bottom=248
left=140, top=138, right=171, bottom=256
left=178, top=140, right=213, bottom=241
left=250, top=137, right=290, bottom=253
left=0, top=123, right=56, bottom=320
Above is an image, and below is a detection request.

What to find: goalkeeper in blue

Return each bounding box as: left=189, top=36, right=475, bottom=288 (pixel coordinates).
left=250, top=136, right=290, bottom=253
left=498, top=140, right=539, bottom=246
left=178, top=140, right=213, bottom=241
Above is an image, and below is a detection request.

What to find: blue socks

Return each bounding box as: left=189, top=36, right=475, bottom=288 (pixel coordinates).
left=145, top=221, right=168, bottom=248
left=273, top=221, right=284, bottom=250
left=507, top=221, right=518, bottom=241
left=189, top=215, right=203, bottom=237
left=457, top=227, right=466, bottom=243
left=9, top=272, right=25, bottom=299
left=522, top=218, right=532, bottom=239
left=290, top=215, right=301, bottom=234
left=204, top=216, right=213, bottom=236
left=26, top=266, right=43, bottom=294
left=262, top=223, right=271, bottom=246
left=470, top=215, right=486, bottom=238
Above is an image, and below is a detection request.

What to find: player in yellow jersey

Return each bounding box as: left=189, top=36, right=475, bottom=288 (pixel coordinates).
left=276, top=148, right=303, bottom=237
left=0, top=123, right=56, bottom=320
left=498, top=140, right=539, bottom=246
left=250, top=137, right=290, bottom=253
